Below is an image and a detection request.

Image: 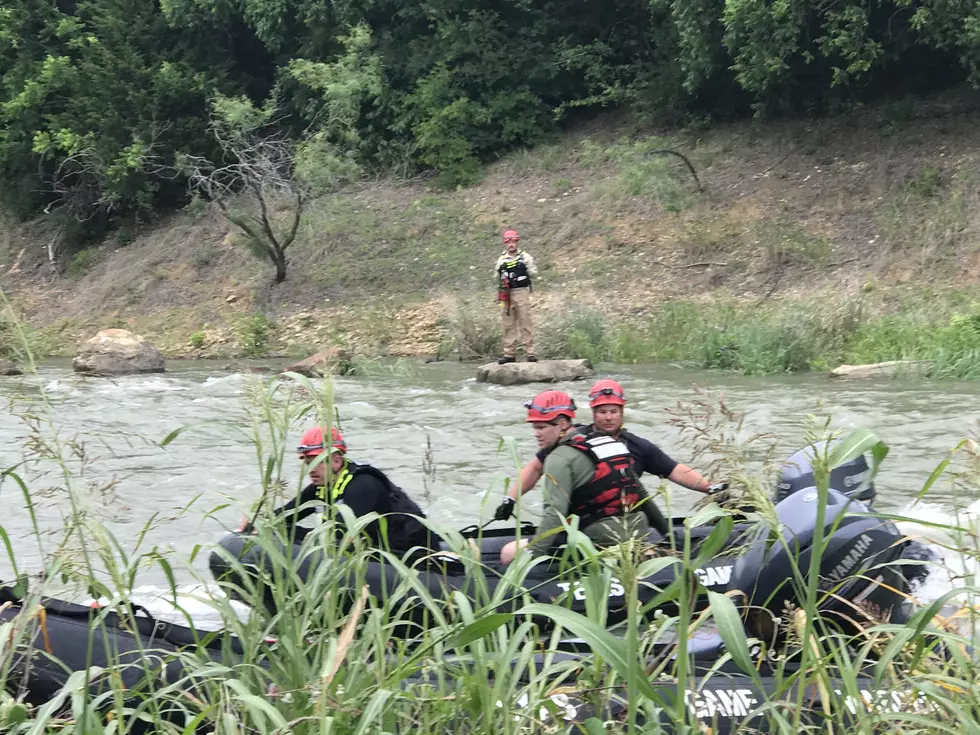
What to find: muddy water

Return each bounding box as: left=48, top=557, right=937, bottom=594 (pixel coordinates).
left=0, top=359, right=978, bottom=589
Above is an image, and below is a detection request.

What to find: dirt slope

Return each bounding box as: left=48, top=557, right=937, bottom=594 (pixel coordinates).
left=3, top=97, right=979, bottom=360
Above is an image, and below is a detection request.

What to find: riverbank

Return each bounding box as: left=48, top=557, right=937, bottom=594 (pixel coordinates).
left=3, top=97, right=980, bottom=375
left=7, top=283, right=980, bottom=379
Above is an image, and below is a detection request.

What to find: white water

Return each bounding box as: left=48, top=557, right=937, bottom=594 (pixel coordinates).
left=2, top=359, right=979, bottom=630
left=896, top=499, right=980, bottom=622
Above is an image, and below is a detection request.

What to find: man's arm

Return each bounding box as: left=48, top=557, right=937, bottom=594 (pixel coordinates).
left=528, top=448, right=584, bottom=554
left=626, top=433, right=710, bottom=492
left=522, top=251, right=539, bottom=278
left=624, top=433, right=678, bottom=479
left=493, top=254, right=506, bottom=278
left=668, top=463, right=711, bottom=493
left=506, top=455, right=545, bottom=501
left=271, top=483, right=321, bottom=529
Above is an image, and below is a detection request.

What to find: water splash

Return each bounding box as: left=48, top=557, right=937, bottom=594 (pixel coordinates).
left=895, top=499, right=980, bottom=626
left=84, top=583, right=251, bottom=631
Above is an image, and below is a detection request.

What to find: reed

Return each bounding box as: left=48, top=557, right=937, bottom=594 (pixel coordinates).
left=0, top=324, right=978, bottom=733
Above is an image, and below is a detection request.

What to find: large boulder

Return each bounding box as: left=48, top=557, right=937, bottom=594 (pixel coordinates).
left=73, top=329, right=165, bottom=375
left=283, top=346, right=351, bottom=377
left=476, top=359, right=595, bottom=386
left=0, top=359, right=22, bottom=376
left=829, top=360, right=932, bottom=379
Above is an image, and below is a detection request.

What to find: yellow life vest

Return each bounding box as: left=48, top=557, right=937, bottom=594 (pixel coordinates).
left=317, top=461, right=355, bottom=517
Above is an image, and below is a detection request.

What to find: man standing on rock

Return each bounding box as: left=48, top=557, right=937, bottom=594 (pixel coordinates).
left=494, top=229, right=538, bottom=364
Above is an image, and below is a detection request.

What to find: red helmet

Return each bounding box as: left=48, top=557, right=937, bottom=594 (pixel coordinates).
left=524, top=390, right=576, bottom=423
left=297, top=426, right=347, bottom=458
left=503, top=229, right=520, bottom=243
left=588, top=379, right=626, bottom=408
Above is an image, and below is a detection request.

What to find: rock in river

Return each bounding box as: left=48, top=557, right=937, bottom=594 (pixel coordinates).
left=73, top=329, right=165, bottom=375
left=476, top=359, right=595, bottom=386
left=829, top=360, right=932, bottom=379
left=282, top=346, right=351, bottom=377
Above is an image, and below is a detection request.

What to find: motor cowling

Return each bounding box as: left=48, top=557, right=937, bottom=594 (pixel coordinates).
left=732, top=487, right=909, bottom=641
left=774, top=440, right=876, bottom=506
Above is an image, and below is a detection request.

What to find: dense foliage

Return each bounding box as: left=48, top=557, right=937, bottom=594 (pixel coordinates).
left=1, top=0, right=978, bottom=242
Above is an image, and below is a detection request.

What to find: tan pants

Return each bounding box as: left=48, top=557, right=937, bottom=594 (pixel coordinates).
left=501, top=287, right=534, bottom=357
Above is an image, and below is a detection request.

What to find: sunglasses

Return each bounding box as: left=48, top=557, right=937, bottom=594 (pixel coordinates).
left=523, top=399, right=577, bottom=414
left=298, top=448, right=342, bottom=462
left=589, top=387, right=626, bottom=401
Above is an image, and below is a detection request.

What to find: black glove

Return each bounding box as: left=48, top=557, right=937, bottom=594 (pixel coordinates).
left=493, top=497, right=516, bottom=521
left=706, top=482, right=730, bottom=495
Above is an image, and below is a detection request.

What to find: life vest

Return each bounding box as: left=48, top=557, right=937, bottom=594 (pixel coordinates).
left=564, top=432, right=644, bottom=530
left=499, top=250, right=532, bottom=289
left=316, top=460, right=439, bottom=550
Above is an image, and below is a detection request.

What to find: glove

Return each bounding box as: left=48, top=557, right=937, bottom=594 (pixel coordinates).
left=493, top=497, right=516, bottom=522
left=706, top=482, right=730, bottom=495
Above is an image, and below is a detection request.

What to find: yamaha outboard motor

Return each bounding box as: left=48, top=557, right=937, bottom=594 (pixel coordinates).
left=732, top=487, right=909, bottom=642
left=775, top=440, right=876, bottom=506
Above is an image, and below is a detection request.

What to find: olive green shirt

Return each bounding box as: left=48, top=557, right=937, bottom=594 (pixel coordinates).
left=529, top=444, right=651, bottom=556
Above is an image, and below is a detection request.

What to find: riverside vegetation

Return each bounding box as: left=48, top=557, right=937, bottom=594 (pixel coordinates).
left=4, top=100, right=980, bottom=378
left=4, top=0, right=980, bottom=375
left=0, top=363, right=979, bottom=732
left=0, top=0, right=980, bottom=377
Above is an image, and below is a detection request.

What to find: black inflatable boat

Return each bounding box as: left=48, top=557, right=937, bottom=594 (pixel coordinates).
left=0, top=588, right=252, bottom=733
left=407, top=633, right=945, bottom=734
left=0, top=492, right=942, bottom=735
left=0, top=601, right=941, bottom=735
left=209, top=488, right=923, bottom=636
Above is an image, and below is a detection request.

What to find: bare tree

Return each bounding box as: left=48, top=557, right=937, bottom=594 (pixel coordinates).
left=182, top=124, right=304, bottom=284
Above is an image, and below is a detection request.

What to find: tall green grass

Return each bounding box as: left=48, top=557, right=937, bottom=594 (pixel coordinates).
left=508, top=292, right=980, bottom=378
left=1, top=313, right=979, bottom=733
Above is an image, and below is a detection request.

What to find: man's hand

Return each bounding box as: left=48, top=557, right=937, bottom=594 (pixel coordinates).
left=706, top=482, right=730, bottom=495
left=235, top=515, right=254, bottom=534
left=493, top=497, right=516, bottom=521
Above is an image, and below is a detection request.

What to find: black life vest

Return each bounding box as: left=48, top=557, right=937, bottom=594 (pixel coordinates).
left=318, top=460, right=441, bottom=551
left=564, top=432, right=645, bottom=530
left=499, top=251, right=532, bottom=289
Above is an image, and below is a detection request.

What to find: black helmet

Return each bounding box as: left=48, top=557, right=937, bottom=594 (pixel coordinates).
left=733, top=487, right=908, bottom=643
left=775, top=440, right=876, bottom=506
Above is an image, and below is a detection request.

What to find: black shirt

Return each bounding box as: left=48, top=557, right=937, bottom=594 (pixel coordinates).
left=535, top=425, right=678, bottom=479
left=275, top=475, right=391, bottom=527
left=272, top=466, right=440, bottom=552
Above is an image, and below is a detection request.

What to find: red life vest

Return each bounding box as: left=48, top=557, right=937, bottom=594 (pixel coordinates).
left=565, top=432, right=644, bottom=530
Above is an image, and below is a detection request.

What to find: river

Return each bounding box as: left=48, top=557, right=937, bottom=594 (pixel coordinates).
left=1, top=359, right=978, bottom=600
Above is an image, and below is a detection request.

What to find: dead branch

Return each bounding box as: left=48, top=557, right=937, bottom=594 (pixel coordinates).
left=646, top=149, right=704, bottom=192
left=45, top=123, right=176, bottom=224
left=282, top=191, right=304, bottom=249
left=759, top=153, right=792, bottom=176
left=650, top=259, right=728, bottom=269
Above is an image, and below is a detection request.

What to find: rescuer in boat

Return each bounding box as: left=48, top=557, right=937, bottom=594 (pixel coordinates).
left=259, top=426, right=445, bottom=555
left=500, top=389, right=678, bottom=563
left=493, top=378, right=718, bottom=526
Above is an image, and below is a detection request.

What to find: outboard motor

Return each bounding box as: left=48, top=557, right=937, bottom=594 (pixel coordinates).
left=732, top=487, right=909, bottom=642
left=775, top=440, right=876, bottom=506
